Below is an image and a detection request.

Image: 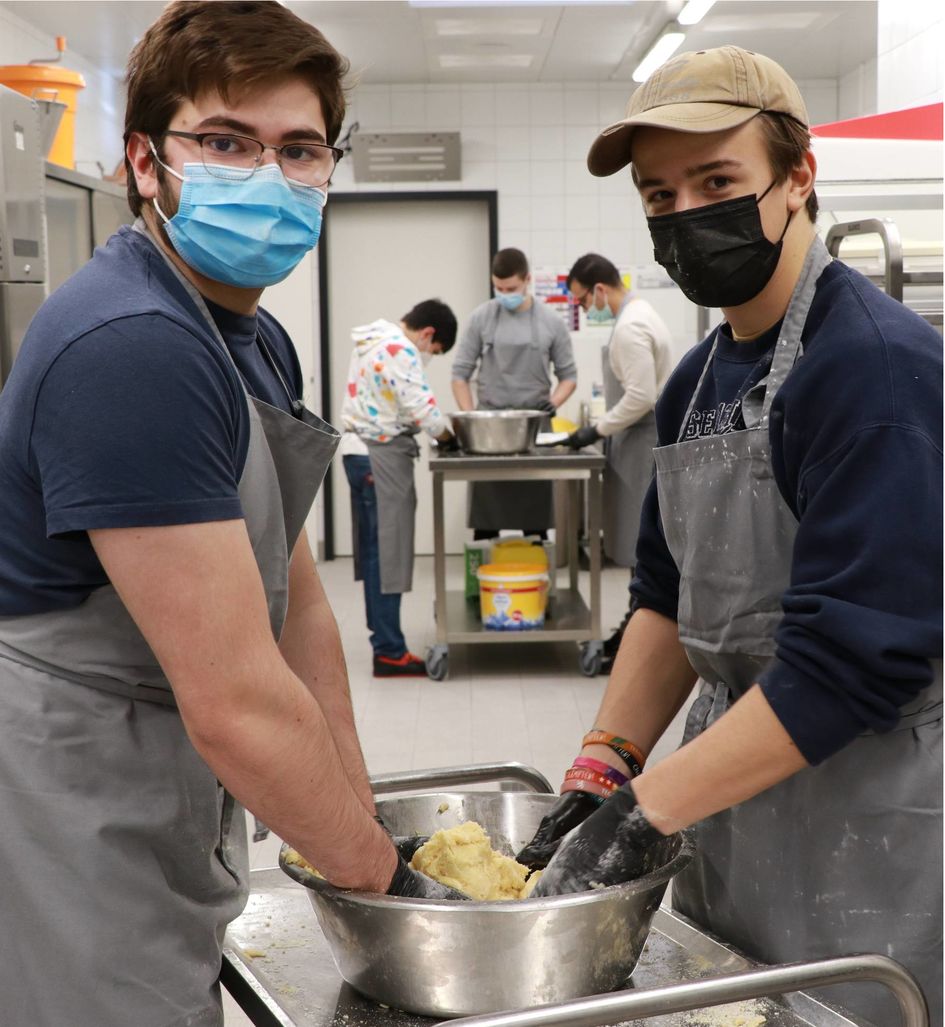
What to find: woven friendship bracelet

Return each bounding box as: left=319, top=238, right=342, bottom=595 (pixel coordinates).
left=582, top=729, right=646, bottom=776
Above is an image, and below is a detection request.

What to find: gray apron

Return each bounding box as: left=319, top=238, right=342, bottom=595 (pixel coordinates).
left=602, top=297, right=658, bottom=569
left=0, top=222, right=339, bottom=1026
left=364, top=433, right=420, bottom=594
left=655, top=237, right=943, bottom=1025
left=469, top=300, right=554, bottom=532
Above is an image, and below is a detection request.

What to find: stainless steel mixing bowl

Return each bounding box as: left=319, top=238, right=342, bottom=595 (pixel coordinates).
left=450, top=410, right=545, bottom=455
left=279, top=791, right=693, bottom=1017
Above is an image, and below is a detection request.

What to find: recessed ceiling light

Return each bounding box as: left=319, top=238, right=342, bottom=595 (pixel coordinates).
left=632, top=30, right=686, bottom=83
left=439, top=53, right=534, bottom=68
left=677, top=0, right=716, bottom=26
left=435, top=18, right=543, bottom=36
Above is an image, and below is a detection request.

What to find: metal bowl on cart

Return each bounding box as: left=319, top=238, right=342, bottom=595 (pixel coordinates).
left=279, top=790, right=693, bottom=1018
left=450, top=410, right=546, bottom=455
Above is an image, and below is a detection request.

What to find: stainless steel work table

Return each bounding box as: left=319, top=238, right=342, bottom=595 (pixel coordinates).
left=425, top=448, right=607, bottom=680
left=222, top=870, right=924, bottom=1027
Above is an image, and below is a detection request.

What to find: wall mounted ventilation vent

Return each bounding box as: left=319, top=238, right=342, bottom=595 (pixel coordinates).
left=350, top=132, right=461, bottom=183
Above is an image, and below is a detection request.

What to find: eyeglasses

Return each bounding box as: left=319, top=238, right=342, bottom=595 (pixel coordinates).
left=570, top=286, right=593, bottom=311
left=162, top=130, right=343, bottom=187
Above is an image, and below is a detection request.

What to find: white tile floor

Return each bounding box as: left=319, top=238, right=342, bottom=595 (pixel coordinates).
left=223, top=554, right=691, bottom=1025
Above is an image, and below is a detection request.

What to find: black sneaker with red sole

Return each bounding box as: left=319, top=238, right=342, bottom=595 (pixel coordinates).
left=373, top=652, right=427, bottom=678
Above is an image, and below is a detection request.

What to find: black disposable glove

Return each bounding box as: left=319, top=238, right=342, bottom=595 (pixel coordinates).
left=372, top=814, right=429, bottom=862
left=436, top=432, right=461, bottom=452
left=530, top=784, right=675, bottom=897
left=535, top=399, right=557, bottom=415
left=565, top=425, right=601, bottom=449
left=386, top=853, right=471, bottom=900
left=515, top=791, right=602, bottom=870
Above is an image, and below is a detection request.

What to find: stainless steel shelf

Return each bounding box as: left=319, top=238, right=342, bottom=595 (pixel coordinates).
left=439, top=589, right=593, bottom=644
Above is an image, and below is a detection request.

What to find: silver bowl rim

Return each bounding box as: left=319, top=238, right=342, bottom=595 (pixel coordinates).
left=278, top=832, right=694, bottom=913
left=450, top=410, right=546, bottom=421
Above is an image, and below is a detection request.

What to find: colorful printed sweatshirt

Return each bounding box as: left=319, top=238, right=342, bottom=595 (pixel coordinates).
left=341, top=319, right=450, bottom=444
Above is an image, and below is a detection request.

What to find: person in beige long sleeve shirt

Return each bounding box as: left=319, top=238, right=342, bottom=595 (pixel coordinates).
left=566, top=253, right=674, bottom=670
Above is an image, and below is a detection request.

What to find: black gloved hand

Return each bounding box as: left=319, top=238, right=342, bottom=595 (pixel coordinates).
left=530, top=784, right=675, bottom=897
left=515, top=791, right=602, bottom=870
left=535, top=399, right=557, bottom=415
left=436, top=432, right=461, bottom=452
left=386, top=854, right=470, bottom=900
left=393, top=835, right=430, bottom=861
left=372, top=813, right=429, bottom=863
left=565, top=425, right=601, bottom=449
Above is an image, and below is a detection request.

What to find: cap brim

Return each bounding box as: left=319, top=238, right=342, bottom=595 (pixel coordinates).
left=587, top=102, right=761, bottom=177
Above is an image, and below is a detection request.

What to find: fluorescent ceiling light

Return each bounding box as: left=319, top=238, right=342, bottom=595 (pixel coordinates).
left=677, top=0, right=716, bottom=26
left=632, top=30, right=685, bottom=83
left=435, top=17, right=543, bottom=36
left=439, top=53, right=533, bottom=68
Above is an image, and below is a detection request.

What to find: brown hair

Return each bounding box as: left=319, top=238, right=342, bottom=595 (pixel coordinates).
left=756, top=112, right=818, bottom=223
left=491, top=247, right=529, bottom=280
left=123, top=0, right=350, bottom=215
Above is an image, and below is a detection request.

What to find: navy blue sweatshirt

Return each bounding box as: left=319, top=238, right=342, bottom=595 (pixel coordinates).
left=632, top=259, right=943, bottom=764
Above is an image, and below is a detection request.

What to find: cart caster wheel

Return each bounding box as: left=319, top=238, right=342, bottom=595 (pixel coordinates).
left=425, top=645, right=449, bottom=681
left=579, top=641, right=604, bottom=678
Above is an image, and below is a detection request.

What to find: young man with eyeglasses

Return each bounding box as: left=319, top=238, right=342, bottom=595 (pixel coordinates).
left=0, top=4, right=461, bottom=1024
left=518, top=46, right=941, bottom=1023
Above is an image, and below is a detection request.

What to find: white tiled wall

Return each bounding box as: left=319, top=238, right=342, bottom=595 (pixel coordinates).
left=876, top=0, right=944, bottom=111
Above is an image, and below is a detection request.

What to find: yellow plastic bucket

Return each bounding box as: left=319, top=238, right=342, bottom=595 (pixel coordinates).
left=491, top=539, right=549, bottom=570
left=477, top=562, right=549, bottom=631
left=0, top=64, right=85, bottom=168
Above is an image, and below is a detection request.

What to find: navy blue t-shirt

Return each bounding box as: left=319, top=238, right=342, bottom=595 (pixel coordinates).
left=0, top=225, right=303, bottom=616
left=631, top=259, right=943, bottom=764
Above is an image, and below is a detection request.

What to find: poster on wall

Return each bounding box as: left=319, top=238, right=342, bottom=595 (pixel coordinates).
left=533, top=268, right=580, bottom=331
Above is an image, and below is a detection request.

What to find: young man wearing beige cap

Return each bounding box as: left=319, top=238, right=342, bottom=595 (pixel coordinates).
left=519, top=46, right=942, bottom=1024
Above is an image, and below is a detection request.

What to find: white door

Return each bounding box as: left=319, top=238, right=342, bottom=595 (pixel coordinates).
left=324, top=195, right=494, bottom=557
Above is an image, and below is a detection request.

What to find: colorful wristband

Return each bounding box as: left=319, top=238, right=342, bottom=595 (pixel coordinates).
left=573, top=756, right=629, bottom=788
left=563, top=766, right=620, bottom=796
left=560, top=776, right=614, bottom=802
left=582, top=729, right=646, bottom=777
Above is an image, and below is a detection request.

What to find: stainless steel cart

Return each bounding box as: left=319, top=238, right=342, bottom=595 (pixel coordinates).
left=222, top=762, right=928, bottom=1027
left=425, top=449, right=607, bottom=680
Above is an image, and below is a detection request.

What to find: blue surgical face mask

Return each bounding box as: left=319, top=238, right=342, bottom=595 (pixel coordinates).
left=585, top=287, right=612, bottom=323
left=149, top=141, right=326, bottom=288
left=496, top=290, right=526, bottom=312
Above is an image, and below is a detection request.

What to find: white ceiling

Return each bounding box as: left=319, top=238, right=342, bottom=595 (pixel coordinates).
left=2, top=0, right=878, bottom=87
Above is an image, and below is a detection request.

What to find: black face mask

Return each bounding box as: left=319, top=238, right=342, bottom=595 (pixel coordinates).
left=647, top=182, right=792, bottom=308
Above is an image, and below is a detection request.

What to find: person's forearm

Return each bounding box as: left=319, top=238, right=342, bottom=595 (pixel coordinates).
left=279, top=532, right=376, bottom=814
left=550, top=379, right=577, bottom=408
left=588, top=608, right=697, bottom=760
left=452, top=379, right=475, bottom=411
left=181, top=645, right=395, bottom=890
left=632, top=684, right=809, bottom=834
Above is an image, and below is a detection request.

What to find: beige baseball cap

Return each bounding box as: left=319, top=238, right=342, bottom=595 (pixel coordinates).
left=587, top=45, right=809, bottom=177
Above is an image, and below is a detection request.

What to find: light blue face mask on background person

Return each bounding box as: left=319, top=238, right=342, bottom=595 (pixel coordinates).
left=149, top=143, right=326, bottom=288
left=496, top=290, right=526, bottom=312
left=585, top=287, right=612, bottom=323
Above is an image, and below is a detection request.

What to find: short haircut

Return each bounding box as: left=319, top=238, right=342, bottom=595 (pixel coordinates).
left=567, top=253, right=622, bottom=292
left=756, top=112, right=819, bottom=223
left=402, top=299, right=458, bottom=353
left=491, top=247, right=529, bottom=280
left=123, top=1, right=350, bottom=216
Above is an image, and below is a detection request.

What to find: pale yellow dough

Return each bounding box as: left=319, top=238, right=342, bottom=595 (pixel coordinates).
left=410, top=821, right=538, bottom=900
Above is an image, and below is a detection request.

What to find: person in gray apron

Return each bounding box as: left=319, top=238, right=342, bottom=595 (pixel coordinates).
left=451, top=247, right=578, bottom=535
left=521, top=45, right=942, bottom=1026
left=0, top=8, right=463, bottom=1023
left=564, top=253, right=676, bottom=672
left=339, top=303, right=458, bottom=676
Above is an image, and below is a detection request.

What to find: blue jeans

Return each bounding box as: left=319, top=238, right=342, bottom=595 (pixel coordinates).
left=343, top=454, right=406, bottom=658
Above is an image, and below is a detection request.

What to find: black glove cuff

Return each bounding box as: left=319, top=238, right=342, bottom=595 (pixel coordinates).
left=386, top=853, right=416, bottom=896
